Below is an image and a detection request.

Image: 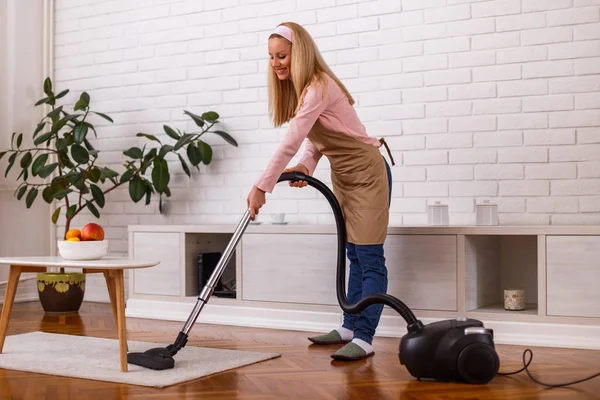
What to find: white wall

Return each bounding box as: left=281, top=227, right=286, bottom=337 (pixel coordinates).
left=52, top=0, right=600, bottom=253
left=0, top=0, right=51, bottom=301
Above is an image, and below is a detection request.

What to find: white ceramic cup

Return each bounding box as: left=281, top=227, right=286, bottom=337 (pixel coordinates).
left=271, top=213, right=286, bottom=223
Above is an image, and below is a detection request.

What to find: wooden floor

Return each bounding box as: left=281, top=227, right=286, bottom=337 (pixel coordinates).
left=0, top=302, right=599, bottom=399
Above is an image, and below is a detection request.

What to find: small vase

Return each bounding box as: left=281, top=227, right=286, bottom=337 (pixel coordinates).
left=37, top=272, right=85, bottom=314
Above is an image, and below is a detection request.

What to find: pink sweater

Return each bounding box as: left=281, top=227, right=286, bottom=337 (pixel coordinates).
left=254, top=74, right=382, bottom=194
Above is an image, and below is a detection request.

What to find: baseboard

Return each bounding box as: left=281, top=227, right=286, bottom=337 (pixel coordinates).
left=125, top=299, right=600, bottom=350
left=126, top=299, right=342, bottom=333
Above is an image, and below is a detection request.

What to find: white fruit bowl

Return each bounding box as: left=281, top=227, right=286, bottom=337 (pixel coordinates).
left=57, top=240, right=109, bottom=261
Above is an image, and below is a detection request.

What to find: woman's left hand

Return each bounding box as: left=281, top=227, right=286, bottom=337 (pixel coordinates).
left=247, top=186, right=266, bottom=220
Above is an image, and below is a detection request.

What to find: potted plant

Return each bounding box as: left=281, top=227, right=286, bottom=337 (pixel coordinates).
left=0, top=77, right=238, bottom=313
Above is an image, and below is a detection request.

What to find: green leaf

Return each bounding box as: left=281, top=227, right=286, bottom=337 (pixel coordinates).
left=43, top=77, right=52, bottom=97
left=16, top=185, right=28, bottom=200
left=186, top=142, right=202, bottom=166
left=119, top=168, right=136, bottom=183
left=183, top=110, right=205, bottom=128
left=83, top=122, right=97, bottom=138
left=198, top=140, right=213, bottom=164
left=159, top=195, right=163, bottom=213
left=73, top=123, right=89, bottom=144
left=55, top=138, right=67, bottom=151
left=174, top=133, right=195, bottom=151
left=47, top=106, right=64, bottom=120
left=178, top=154, right=191, bottom=177
left=143, top=148, right=158, bottom=165
left=84, top=139, right=96, bottom=153
left=151, top=158, right=170, bottom=193
left=0, top=151, right=7, bottom=161
left=201, top=111, right=219, bottom=122
left=92, top=111, right=113, bottom=123
left=74, top=92, right=90, bottom=111
left=87, top=201, right=100, bottom=218
left=52, top=189, right=73, bottom=200
left=66, top=204, right=77, bottom=219
left=51, top=207, right=61, bottom=224
left=59, top=150, right=74, bottom=169
left=34, top=132, right=53, bottom=146
left=89, top=167, right=102, bottom=183
left=16, top=167, right=28, bottom=181
left=71, top=144, right=89, bottom=164
left=5, top=153, right=17, bottom=177
left=32, top=154, right=49, bottom=176
left=35, top=97, right=48, bottom=106
left=38, top=163, right=58, bottom=179
left=129, top=176, right=146, bottom=203
left=90, top=184, right=105, bottom=208
left=26, top=188, right=38, bottom=208
left=52, top=114, right=80, bottom=134
left=124, top=147, right=143, bottom=159
left=33, top=122, right=46, bottom=138
left=212, top=130, right=238, bottom=147
left=145, top=187, right=152, bottom=205
left=20, top=152, right=32, bottom=169
left=16, top=134, right=23, bottom=149
left=136, top=132, right=161, bottom=143
left=55, top=89, right=69, bottom=99
left=163, top=125, right=180, bottom=140
left=158, top=144, right=174, bottom=160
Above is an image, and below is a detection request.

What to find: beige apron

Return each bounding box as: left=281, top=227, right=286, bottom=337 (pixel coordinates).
left=307, top=120, right=393, bottom=245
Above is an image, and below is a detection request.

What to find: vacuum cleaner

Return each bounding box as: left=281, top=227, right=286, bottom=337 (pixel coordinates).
left=127, top=171, right=500, bottom=384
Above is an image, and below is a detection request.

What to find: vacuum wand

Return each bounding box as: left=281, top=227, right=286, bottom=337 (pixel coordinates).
left=127, top=209, right=251, bottom=370
left=181, top=209, right=251, bottom=336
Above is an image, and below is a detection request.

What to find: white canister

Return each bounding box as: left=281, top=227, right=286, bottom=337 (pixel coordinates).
left=428, top=201, right=449, bottom=226
left=476, top=200, right=498, bottom=226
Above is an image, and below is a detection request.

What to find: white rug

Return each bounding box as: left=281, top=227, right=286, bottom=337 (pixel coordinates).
left=0, top=332, right=280, bottom=387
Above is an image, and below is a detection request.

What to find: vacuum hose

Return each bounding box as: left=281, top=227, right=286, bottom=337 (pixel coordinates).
left=277, top=172, right=424, bottom=333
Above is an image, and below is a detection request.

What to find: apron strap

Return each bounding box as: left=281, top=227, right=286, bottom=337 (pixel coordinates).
left=379, top=138, right=395, bottom=166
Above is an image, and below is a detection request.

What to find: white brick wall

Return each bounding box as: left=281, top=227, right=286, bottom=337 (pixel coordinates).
left=52, top=0, right=600, bottom=250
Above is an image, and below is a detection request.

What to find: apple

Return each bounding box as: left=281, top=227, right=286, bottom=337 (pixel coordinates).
left=81, top=223, right=105, bottom=241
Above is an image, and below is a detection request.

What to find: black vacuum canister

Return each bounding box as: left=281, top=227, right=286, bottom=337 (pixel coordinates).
left=399, top=317, right=499, bottom=384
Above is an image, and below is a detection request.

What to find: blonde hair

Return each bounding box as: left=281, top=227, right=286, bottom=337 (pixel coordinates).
left=267, top=22, right=355, bottom=127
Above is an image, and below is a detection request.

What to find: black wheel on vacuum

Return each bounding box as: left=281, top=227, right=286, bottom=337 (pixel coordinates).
left=456, top=343, right=500, bottom=384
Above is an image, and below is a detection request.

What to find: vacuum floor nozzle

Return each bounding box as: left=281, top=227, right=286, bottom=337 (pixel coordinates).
left=127, top=347, right=175, bottom=370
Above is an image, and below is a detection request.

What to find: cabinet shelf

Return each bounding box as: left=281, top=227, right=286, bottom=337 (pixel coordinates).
left=465, top=234, right=538, bottom=314
left=469, top=302, right=538, bottom=316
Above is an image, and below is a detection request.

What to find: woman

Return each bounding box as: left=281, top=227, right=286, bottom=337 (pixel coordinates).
left=247, top=22, right=395, bottom=362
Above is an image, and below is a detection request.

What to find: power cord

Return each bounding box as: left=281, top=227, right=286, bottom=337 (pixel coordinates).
left=498, top=349, right=600, bottom=388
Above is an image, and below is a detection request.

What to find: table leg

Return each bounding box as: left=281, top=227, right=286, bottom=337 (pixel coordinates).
left=111, top=269, right=128, bottom=372
left=103, top=272, right=118, bottom=325
left=0, top=265, right=22, bottom=353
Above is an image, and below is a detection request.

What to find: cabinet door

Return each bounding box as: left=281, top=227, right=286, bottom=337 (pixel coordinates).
left=241, top=233, right=338, bottom=305
left=132, top=232, right=181, bottom=297
left=547, top=236, right=600, bottom=318
left=385, top=235, right=457, bottom=311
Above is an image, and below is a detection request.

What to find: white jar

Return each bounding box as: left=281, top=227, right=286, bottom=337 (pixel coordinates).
left=428, top=201, right=449, bottom=226
left=476, top=200, right=498, bottom=226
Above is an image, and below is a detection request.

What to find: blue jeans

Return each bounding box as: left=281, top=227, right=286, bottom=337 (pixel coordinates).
left=342, top=158, right=392, bottom=344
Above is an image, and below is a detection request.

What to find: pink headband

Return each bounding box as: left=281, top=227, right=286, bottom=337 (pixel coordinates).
left=271, top=25, right=293, bottom=43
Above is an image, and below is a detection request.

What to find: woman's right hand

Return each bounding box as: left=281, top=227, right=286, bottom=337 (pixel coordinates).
left=282, top=164, right=310, bottom=188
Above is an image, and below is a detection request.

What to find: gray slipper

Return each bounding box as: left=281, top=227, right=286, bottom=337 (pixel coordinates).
left=308, top=330, right=350, bottom=345
left=331, top=342, right=374, bottom=361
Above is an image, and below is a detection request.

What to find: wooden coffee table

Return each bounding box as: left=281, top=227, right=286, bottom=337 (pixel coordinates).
left=0, top=256, right=159, bottom=372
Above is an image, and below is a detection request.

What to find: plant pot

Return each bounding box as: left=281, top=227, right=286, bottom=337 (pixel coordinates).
left=37, top=272, right=85, bottom=314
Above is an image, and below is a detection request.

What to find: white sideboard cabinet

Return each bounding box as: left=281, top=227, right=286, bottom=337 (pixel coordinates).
left=127, top=224, right=600, bottom=350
